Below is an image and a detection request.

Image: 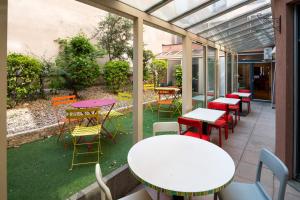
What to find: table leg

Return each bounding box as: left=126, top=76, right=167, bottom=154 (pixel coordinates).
left=202, top=122, right=208, bottom=135
left=239, top=98, right=243, bottom=113
left=101, top=103, right=116, bottom=143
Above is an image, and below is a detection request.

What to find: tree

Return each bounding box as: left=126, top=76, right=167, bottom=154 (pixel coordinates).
left=55, top=34, right=104, bottom=97
left=103, top=60, right=130, bottom=93
left=127, top=48, right=155, bottom=81
left=174, top=64, right=182, bottom=87
left=149, top=59, right=167, bottom=87
left=94, top=13, right=133, bottom=60
left=7, top=53, right=43, bottom=106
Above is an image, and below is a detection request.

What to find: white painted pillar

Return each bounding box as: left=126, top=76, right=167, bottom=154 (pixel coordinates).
left=0, top=0, right=7, bottom=199
left=133, top=17, right=143, bottom=143
left=224, top=52, right=227, bottom=95
left=215, top=49, right=220, bottom=98
left=182, top=36, right=192, bottom=114
left=204, top=45, right=208, bottom=107
left=231, top=53, right=235, bottom=92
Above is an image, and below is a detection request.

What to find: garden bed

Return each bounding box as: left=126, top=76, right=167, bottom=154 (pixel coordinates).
left=7, top=85, right=156, bottom=135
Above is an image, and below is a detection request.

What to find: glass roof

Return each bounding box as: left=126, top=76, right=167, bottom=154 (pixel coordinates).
left=152, top=0, right=209, bottom=21
left=117, top=0, right=274, bottom=51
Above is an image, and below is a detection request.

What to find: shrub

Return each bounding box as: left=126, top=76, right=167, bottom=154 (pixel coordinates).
left=7, top=53, right=43, bottom=106
left=175, top=64, right=182, bottom=87
left=149, top=59, right=167, bottom=86
left=55, top=34, right=104, bottom=96
left=104, top=60, right=130, bottom=93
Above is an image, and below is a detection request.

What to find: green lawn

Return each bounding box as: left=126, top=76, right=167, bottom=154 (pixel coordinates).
left=8, top=109, right=179, bottom=200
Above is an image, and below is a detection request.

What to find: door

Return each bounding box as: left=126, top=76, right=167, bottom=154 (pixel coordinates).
left=252, top=63, right=272, bottom=100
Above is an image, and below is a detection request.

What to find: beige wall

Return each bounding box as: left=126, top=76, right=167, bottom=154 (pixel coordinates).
left=8, top=0, right=173, bottom=59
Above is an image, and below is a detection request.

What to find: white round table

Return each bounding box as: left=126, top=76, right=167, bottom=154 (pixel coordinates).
left=127, top=135, right=235, bottom=197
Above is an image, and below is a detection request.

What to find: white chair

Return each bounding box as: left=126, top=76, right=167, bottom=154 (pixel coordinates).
left=95, top=164, right=152, bottom=200
left=153, top=122, right=180, bottom=136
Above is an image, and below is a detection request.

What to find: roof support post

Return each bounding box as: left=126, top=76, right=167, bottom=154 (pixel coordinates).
left=216, top=49, right=220, bottom=97
left=182, top=36, right=193, bottom=114
left=133, top=17, right=143, bottom=143
left=0, top=0, right=7, bottom=199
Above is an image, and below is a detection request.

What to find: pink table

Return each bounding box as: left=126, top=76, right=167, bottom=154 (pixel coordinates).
left=71, top=98, right=117, bottom=143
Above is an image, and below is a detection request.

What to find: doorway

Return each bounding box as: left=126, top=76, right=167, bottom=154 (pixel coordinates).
left=252, top=63, right=272, bottom=100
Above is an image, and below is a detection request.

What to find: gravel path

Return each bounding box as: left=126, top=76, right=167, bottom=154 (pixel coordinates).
left=7, top=86, right=156, bottom=135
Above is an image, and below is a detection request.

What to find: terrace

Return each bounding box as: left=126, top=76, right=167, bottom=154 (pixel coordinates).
left=1, top=0, right=300, bottom=200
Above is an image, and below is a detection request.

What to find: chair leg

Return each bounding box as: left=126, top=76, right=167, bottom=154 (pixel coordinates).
left=224, top=126, right=228, bottom=139
left=70, top=136, right=77, bottom=170
left=218, top=128, right=222, bottom=147
left=234, top=110, right=237, bottom=126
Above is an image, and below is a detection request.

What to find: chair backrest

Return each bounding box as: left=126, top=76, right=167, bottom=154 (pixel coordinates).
left=178, top=117, right=202, bottom=135
left=153, top=122, right=179, bottom=135
left=66, top=108, right=100, bottom=125
left=207, top=102, right=228, bottom=111
left=143, top=83, right=155, bottom=91
left=238, top=89, right=251, bottom=93
left=95, top=164, right=113, bottom=200
left=255, top=148, right=289, bottom=200
left=117, top=92, right=132, bottom=102
left=225, top=94, right=240, bottom=99
left=51, top=95, right=77, bottom=107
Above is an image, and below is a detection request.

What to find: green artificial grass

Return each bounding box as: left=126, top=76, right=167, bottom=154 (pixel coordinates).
left=8, top=109, right=179, bottom=200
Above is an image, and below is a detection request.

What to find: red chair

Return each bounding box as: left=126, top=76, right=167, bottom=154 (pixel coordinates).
left=238, top=89, right=251, bottom=113
left=225, top=94, right=240, bottom=125
left=177, top=117, right=210, bottom=141
left=207, top=102, right=234, bottom=146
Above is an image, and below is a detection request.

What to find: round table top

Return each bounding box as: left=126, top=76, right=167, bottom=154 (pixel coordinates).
left=71, top=98, right=116, bottom=108
left=127, top=135, right=235, bottom=196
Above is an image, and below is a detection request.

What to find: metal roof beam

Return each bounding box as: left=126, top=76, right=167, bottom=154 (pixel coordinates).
left=168, top=0, right=220, bottom=23
left=197, top=3, right=271, bottom=35
left=221, top=28, right=274, bottom=46
left=206, top=12, right=272, bottom=39
left=212, top=21, right=273, bottom=42
left=237, top=42, right=273, bottom=51
left=234, top=38, right=274, bottom=49
left=229, top=36, right=273, bottom=49
left=187, top=0, right=257, bottom=30
left=145, top=0, right=174, bottom=13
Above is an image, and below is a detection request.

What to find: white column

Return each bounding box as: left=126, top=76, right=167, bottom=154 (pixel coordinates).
left=204, top=45, right=208, bottom=107
left=224, top=52, right=227, bottom=95
left=182, top=36, right=192, bottom=114
left=231, top=53, right=235, bottom=92
left=0, top=0, right=7, bottom=199
left=133, top=17, right=143, bottom=143
left=215, top=49, right=220, bottom=98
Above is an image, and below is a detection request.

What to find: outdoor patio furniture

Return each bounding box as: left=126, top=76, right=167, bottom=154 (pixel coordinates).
left=51, top=95, right=77, bottom=145
left=182, top=107, right=225, bottom=135
left=153, top=122, right=179, bottom=135
left=95, top=164, right=152, bottom=200
left=177, top=117, right=209, bottom=141
left=66, top=108, right=102, bottom=170
left=156, top=88, right=178, bottom=120
left=218, top=148, right=288, bottom=200
left=127, top=135, right=235, bottom=200
left=143, top=83, right=155, bottom=112
left=71, top=98, right=117, bottom=143
left=101, top=92, right=133, bottom=135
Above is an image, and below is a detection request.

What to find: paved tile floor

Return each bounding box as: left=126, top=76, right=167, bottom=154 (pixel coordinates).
left=144, top=102, right=300, bottom=200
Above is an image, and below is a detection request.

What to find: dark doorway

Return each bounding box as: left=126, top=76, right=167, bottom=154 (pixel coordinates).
left=252, top=63, right=272, bottom=100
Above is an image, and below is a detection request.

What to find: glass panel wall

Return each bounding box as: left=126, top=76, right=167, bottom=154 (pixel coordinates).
left=227, top=53, right=232, bottom=94
left=192, top=43, right=205, bottom=108
left=207, top=47, right=216, bottom=101
left=219, top=51, right=226, bottom=97
left=232, top=54, right=238, bottom=92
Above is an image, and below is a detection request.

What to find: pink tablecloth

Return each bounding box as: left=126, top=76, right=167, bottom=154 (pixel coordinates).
left=71, top=98, right=116, bottom=108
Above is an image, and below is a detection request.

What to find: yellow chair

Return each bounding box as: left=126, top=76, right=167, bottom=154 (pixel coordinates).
left=66, top=108, right=102, bottom=170
left=51, top=95, right=77, bottom=146
left=143, top=84, right=156, bottom=112
left=101, top=92, right=132, bottom=135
